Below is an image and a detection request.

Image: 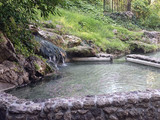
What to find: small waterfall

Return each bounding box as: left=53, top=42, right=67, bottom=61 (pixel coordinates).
left=62, top=57, right=67, bottom=66
left=34, top=35, right=66, bottom=70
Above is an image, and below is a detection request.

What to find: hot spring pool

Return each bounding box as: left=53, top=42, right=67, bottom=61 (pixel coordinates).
left=8, top=54, right=160, bottom=100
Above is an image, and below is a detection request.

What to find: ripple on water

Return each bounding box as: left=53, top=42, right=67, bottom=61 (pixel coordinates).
left=8, top=59, right=160, bottom=100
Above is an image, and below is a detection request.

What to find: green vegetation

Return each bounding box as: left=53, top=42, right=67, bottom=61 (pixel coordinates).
left=0, top=32, right=5, bottom=43
left=0, top=0, right=60, bottom=56
left=34, top=62, right=41, bottom=71
left=39, top=0, right=150, bottom=54
left=0, top=0, right=160, bottom=56
left=132, top=0, right=160, bottom=29
left=129, top=41, right=158, bottom=53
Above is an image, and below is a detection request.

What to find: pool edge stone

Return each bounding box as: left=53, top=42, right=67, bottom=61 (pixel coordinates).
left=1, top=89, right=160, bottom=119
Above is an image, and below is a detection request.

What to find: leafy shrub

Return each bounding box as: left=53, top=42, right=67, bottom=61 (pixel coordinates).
left=132, top=0, right=160, bottom=29
left=0, top=0, right=60, bottom=56
left=132, top=0, right=150, bottom=19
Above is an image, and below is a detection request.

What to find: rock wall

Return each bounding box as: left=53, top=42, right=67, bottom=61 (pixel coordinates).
left=1, top=89, right=160, bottom=120
left=0, top=31, right=52, bottom=86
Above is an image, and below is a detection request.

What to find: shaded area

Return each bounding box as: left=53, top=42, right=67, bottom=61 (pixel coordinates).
left=0, top=82, right=15, bottom=92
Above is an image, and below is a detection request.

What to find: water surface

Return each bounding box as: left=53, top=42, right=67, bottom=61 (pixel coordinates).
left=9, top=57, right=160, bottom=100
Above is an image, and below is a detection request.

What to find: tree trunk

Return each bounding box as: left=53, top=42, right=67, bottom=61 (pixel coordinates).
left=112, top=0, right=114, bottom=12
left=148, top=0, right=151, bottom=5
left=103, top=0, right=106, bottom=11
left=127, top=0, right=132, bottom=11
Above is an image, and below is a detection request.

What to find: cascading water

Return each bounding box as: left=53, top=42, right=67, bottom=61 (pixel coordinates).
left=34, top=35, right=66, bottom=70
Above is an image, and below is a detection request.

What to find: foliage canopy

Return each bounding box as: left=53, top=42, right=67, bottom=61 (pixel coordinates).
left=0, top=0, right=60, bottom=56
left=132, top=0, right=160, bottom=29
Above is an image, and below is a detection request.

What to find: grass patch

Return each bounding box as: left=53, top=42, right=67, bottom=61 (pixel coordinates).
left=0, top=32, right=5, bottom=43
left=129, top=41, right=158, bottom=53
left=38, top=8, right=143, bottom=53
left=34, top=62, right=41, bottom=71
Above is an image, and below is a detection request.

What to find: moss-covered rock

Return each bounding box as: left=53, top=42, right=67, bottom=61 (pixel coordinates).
left=38, top=28, right=65, bottom=48
left=63, top=35, right=82, bottom=48
left=0, top=31, right=53, bottom=86
left=129, top=41, right=158, bottom=53
left=24, top=56, right=52, bottom=81
left=66, top=45, right=96, bottom=57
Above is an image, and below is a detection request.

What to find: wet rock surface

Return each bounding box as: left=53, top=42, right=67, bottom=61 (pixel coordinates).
left=35, top=35, right=66, bottom=65
left=36, top=27, right=100, bottom=58
left=37, top=28, right=65, bottom=48
left=0, top=31, right=52, bottom=87
left=1, top=90, right=160, bottom=120
left=0, top=83, right=15, bottom=92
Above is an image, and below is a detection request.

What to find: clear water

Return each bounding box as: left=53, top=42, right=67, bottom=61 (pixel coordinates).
left=147, top=51, right=160, bottom=59
left=8, top=52, right=160, bottom=99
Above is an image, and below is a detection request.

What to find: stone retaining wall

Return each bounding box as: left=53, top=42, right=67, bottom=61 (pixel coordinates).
left=126, top=54, right=160, bottom=63
left=1, top=89, right=160, bottom=120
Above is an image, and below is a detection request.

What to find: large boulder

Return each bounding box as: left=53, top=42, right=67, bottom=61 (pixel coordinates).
left=37, top=28, right=65, bottom=47
left=0, top=55, right=51, bottom=86
left=143, top=31, right=160, bottom=44
left=109, top=11, right=135, bottom=20
left=24, top=56, right=50, bottom=81
left=62, top=35, right=82, bottom=48
left=0, top=61, right=29, bottom=86
left=129, top=41, right=157, bottom=53
left=66, top=46, right=96, bottom=57
left=35, top=27, right=101, bottom=58
left=62, top=35, right=99, bottom=58
left=0, top=32, right=18, bottom=63
left=0, top=30, right=55, bottom=87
